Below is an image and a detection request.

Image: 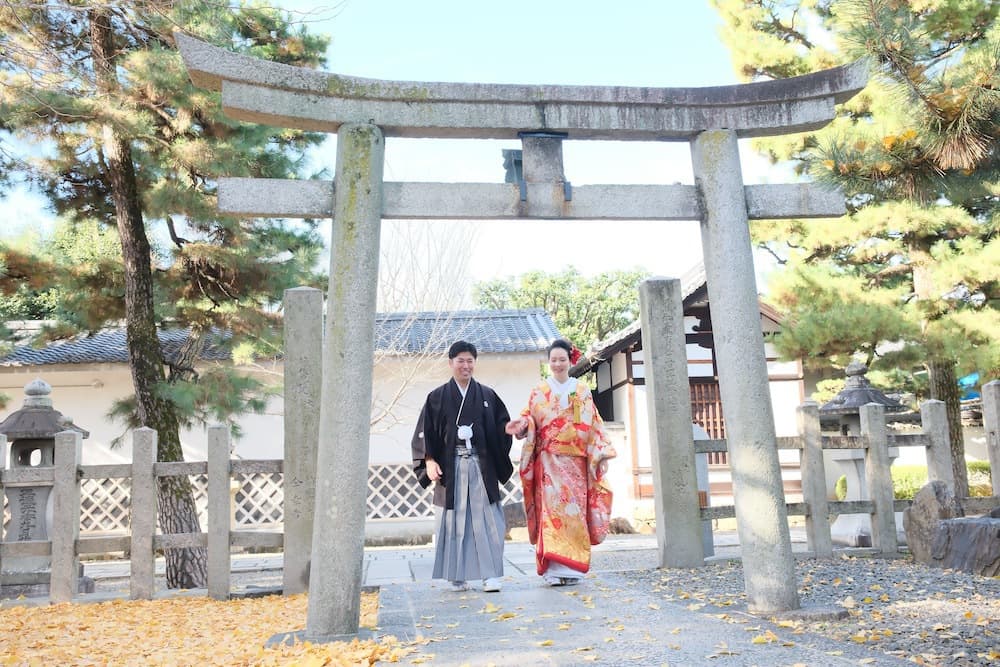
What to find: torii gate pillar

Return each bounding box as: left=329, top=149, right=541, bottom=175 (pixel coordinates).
left=693, top=130, right=799, bottom=613
left=306, top=123, right=385, bottom=639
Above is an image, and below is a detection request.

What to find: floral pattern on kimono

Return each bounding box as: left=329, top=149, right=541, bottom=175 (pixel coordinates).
left=518, top=380, right=616, bottom=575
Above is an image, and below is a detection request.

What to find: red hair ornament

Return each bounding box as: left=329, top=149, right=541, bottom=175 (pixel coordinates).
left=569, top=345, right=582, bottom=365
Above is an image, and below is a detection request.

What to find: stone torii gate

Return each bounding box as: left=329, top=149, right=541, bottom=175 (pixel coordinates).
left=178, top=33, right=866, bottom=638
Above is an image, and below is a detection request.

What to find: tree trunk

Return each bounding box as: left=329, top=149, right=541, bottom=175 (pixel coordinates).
left=90, top=9, right=207, bottom=589
left=928, top=357, right=969, bottom=498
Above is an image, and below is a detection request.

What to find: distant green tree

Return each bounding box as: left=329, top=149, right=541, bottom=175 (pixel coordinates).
left=0, top=1, right=329, bottom=586
left=712, top=0, right=1000, bottom=496
left=473, top=267, right=649, bottom=348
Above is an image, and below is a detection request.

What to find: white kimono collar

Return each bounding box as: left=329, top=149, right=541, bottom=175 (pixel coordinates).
left=546, top=376, right=578, bottom=410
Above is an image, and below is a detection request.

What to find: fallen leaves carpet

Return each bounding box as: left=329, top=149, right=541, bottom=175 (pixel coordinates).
left=0, top=591, right=416, bottom=666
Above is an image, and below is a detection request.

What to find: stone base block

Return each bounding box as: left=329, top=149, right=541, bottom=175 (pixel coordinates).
left=929, top=517, right=1000, bottom=577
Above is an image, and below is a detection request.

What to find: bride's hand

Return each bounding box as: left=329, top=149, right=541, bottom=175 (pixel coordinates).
left=505, top=417, right=528, bottom=437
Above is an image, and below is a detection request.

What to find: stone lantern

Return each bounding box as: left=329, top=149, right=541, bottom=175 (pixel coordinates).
left=0, top=379, right=89, bottom=589
left=820, top=361, right=905, bottom=546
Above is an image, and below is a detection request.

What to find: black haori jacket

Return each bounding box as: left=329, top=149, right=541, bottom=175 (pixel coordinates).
left=412, top=378, right=513, bottom=510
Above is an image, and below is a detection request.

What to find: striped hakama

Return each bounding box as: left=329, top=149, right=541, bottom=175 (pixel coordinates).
left=433, top=450, right=506, bottom=582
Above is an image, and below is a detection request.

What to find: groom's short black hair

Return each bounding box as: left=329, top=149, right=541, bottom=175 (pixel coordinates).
left=448, top=340, right=478, bottom=359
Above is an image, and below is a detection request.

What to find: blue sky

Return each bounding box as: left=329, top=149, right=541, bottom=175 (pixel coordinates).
left=2, top=1, right=787, bottom=289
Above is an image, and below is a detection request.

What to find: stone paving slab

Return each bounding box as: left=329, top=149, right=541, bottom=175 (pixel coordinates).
left=376, top=571, right=912, bottom=667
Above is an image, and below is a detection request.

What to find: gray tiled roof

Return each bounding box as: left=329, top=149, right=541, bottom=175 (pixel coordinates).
left=0, top=328, right=233, bottom=367
left=375, top=309, right=560, bottom=354
left=0, top=309, right=560, bottom=367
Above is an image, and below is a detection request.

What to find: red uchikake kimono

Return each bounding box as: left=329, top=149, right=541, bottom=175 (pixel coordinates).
left=518, top=379, right=616, bottom=576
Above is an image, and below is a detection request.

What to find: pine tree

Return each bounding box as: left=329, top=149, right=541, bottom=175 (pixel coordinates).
left=0, top=1, right=329, bottom=586
left=712, top=0, right=1000, bottom=496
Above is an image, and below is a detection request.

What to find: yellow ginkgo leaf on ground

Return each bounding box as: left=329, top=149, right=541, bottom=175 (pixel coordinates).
left=538, top=639, right=554, bottom=647
left=482, top=603, right=501, bottom=614
left=0, top=591, right=417, bottom=667
left=557, top=623, right=571, bottom=630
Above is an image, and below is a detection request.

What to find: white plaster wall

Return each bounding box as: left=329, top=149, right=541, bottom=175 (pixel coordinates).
left=0, top=350, right=548, bottom=467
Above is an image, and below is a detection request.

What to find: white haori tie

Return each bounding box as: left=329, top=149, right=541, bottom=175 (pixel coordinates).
left=456, top=383, right=473, bottom=449
left=547, top=376, right=578, bottom=410
left=457, top=424, right=473, bottom=450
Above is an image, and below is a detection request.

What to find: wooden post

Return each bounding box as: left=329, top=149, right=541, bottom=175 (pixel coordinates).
left=860, top=404, right=897, bottom=554
left=50, top=430, right=82, bottom=602
left=798, top=402, right=832, bottom=558
left=207, top=425, right=231, bottom=600
left=921, top=400, right=955, bottom=490
left=130, top=428, right=157, bottom=600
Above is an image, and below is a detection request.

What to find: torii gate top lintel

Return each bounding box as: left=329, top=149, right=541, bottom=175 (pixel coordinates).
left=176, top=32, right=868, bottom=141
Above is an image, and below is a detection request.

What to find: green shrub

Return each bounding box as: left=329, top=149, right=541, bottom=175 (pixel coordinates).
left=967, top=460, right=992, bottom=497
left=968, top=460, right=991, bottom=476
left=832, top=462, right=992, bottom=500
left=834, top=475, right=848, bottom=501
left=891, top=465, right=928, bottom=500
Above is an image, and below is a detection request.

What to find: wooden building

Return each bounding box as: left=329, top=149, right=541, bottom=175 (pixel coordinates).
left=570, top=265, right=805, bottom=503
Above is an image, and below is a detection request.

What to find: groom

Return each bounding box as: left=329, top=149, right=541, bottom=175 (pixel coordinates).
left=412, top=340, right=513, bottom=592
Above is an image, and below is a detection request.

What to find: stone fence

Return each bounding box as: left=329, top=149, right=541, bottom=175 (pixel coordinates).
left=1, top=386, right=997, bottom=603
left=691, top=398, right=998, bottom=559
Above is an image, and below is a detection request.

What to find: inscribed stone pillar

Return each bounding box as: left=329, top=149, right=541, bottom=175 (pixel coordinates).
left=638, top=278, right=704, bottom=567
left=690, top=129, right=799, bottom=613
left=306, top=123, right=384, bottom=639
left=282, top=286, right=323, bottom=595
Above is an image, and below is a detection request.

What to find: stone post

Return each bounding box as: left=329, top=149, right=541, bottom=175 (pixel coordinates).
left=50, top=430, right=82, bottom=603
left=983, top=381, right=1000, bottom=498
left=207, top=425, right=231, bottom=600
left=282, top=286, right=323, bottom=595
left=860, top=403, right=897, bottom=554
left=690, top=129, right=798, bottom=613
left=921, top=400, right=955, bottom=490
left=638, top=278, right=704, bottom=568
left=130, top=428, right=157, bottom=600
left=306, top=123, right=384, bottom=640
left=521, top=132, right=565, bottom=182
left=798, top=402, right=832, bottom=558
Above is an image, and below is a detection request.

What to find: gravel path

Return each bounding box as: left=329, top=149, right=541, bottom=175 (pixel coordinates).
left=619, top=556, right=1000, bottom=666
